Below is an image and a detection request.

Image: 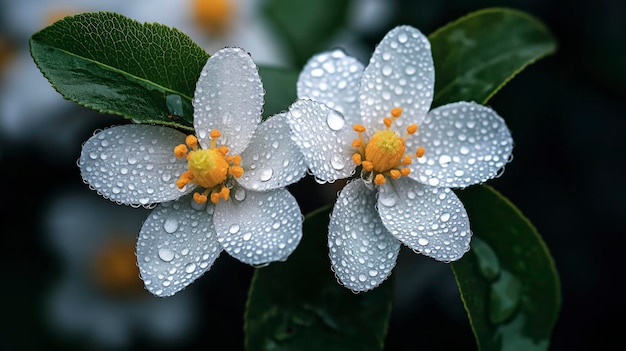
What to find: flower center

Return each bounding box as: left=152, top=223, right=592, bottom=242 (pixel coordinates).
left=174, top=130, right=244, bottom=204
left=192, top=0, right=236, bottom=35
left=351, top=107, right=425, bottom=185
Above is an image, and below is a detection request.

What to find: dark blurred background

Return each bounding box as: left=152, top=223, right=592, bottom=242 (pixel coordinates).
left=1, top=0, right=624, bottom=350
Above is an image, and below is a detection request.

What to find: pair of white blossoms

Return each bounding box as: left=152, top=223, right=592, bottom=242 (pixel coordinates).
left=79, top=25, right=513, bottom=296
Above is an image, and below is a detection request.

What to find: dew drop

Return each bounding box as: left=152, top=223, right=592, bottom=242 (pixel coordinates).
left=440, top=212, right=451, bottom=222
left=326, top=110, right=345, bottom=130
left=158, top=248, right=174, bottom=262
left=358, top=274, right=367, bottom=282
left=379, top=191, right=397, bottom=207
left=185, top=263, right=196, bottom=273
left=382, top=65, right=392, bottom=76
left=229, top=224, right=240, bottom=234
left=234, top=187, right=246, bottom=201
left=242, top=232, right=252, bottom=241
left=259, top=168, right=273, bottom=182
left=428, top=177, right=440, bottom=186
left=418, top=238, right=429, bottom=246
left=438, top=155, right=452, bottom=167
left=330, top=154, right=346, bottom=170
left=163, top=217, right=179, bottom=234
left=460, top=146, right=470, bottom=155
left=398, top=32, right=408, bottom=43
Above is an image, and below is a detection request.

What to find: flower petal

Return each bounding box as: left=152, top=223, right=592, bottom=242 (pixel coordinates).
left=329, top=179, right=401, bottom=292
left=297, top=49, right=364, bottom=126
left=213, top=187, right=302, bottom=265
left=407, top=101, right=514, bottom=188
left=286, top=99, right=356, bottom=182
left=137, top=195, right=222, bottom=297
left=237, top=113, right=307, bottom=191
left=193, top=47, right=263, bottom=154
left=377, top=177, right=471, bottom=262
left=360, top=25, right=434, bottom=134
left=79, top=125, right=191, bottom=206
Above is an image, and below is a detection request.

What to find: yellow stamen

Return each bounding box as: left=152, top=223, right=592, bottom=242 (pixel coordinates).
left=186, top=135, right=198, bottom=149
left=391, top=107, right=403, bottom=118
left=192, top=0, right=235, bottom=35
left=173, top=130, right=245, bottom=204
left=374, top=174, right=386, bottom=185
left=350, top=106, right=424, bottom=186
left=416, top=147, right=426, bottom=158
left=174, top=144, right=188, bottom=158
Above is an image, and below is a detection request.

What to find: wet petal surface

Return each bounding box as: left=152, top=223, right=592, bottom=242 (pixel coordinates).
left=377, top=177, right=471, bottom=262
left=213, top=188, right=302, bottom=265
left=287, top=99, right=355, bottom=182
left=193, top=47, right=263, bottom=154
left=407, top=101, right=513, bottom=188
left=329, top=180, right=401, bottom=292
left=137, top=195, right=222, bottom=297
left=79, top=125, right=191, bottom=206
left=238, top=113, right=307, bottom=191
left=297, top=49, right=364, bottom=126
left=360, top=25, right=434, bottom=135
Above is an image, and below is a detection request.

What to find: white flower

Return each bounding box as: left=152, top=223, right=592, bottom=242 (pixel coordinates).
left=79, top=47, right=307, bottom=296
left=45, top=190, right=197, bottom=348
left=287, top=25, right=514, bottom=292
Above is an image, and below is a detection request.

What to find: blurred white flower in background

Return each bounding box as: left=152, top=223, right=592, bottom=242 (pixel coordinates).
left=43, top=189, right=198, bottom=348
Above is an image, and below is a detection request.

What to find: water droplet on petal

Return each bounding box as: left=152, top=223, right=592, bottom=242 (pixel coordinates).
left=326, top=110, right=345, bottom=130
left=382, top=65, right=392, bottom=76
left=259, top=168, right=273, bottom=182
left=185, top=263, right=196, bottom=273
left=234, top=187, right=246, bottom=201
left=242, top=232, right=252, bottom=241
left=229, top=224, right=240, bottom=234
left=163, top=217, right=179, bottom=233
left=379, top=191, right=397, bottom=207
left=440, top=212, right=451, bottom=222
left=158, top=248, right=174, bottom=262
left=330, top=154, right=346, bottom=170
left=418, top=238, right=429, bottom=246
left=438, top=155, right=452, bottom=167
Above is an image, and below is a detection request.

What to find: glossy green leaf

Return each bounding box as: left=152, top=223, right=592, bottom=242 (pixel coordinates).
left=452, top=185, right=561, bottom=351
left=30, top=12, right=210, bottom=131
left=263, top=0, right=350, bottom=67
left=245, top=206, right=394, bottom=351
left=429, top=8, right=557, bottom=107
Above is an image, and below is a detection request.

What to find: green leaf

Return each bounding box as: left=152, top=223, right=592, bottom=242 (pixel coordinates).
left=29, top=12, right=210, bottom=131
left=263, top=0, right=350, bottom=67
left=429, top=8, right=557, bottom=107
left=452, top=185, right=561, bottom=351
left=245, top=206, right=394, bottom=351
left=258, top=66, right=298, bottom=118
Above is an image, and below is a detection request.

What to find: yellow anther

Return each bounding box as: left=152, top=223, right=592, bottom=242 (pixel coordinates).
left=174, top=144, right=188, bottom=158
left=406, top=124, right=418, bottom=134
left=175, top=170, right=193, bottom=189
left=391, top=107, right=403, bottom=118
left=374, top=174, right=386, bottom=185
left=219, top=187, right=230, bottom=200
left=210, top=192, right=221, bottom=204
left=353, top=124, right=366, bottom=133
left=389, top=169, right=401, bottom=179
left=193, top=192, right=208, bottom=204
left=400, top=168, right=411, bottom=176
left=186, top=135, right=198, bottom=149
left=352, top=139, right=363, bottom=148
left=352, top=153, right=362, bottom=166
left=233, top=155, right=242, bottom=166
left=229, top=165, right=244, bottom=178
left=416, top=146, right=426, bottom=158
left=383, top=117, right=392, bottom=129
left=402, top=155, right=412, bottom=165
left=218, top=146, right=229, bottom=156
left=210, top=129, right=221, bottom=139
left=362, top=161, right=374, bottom=172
